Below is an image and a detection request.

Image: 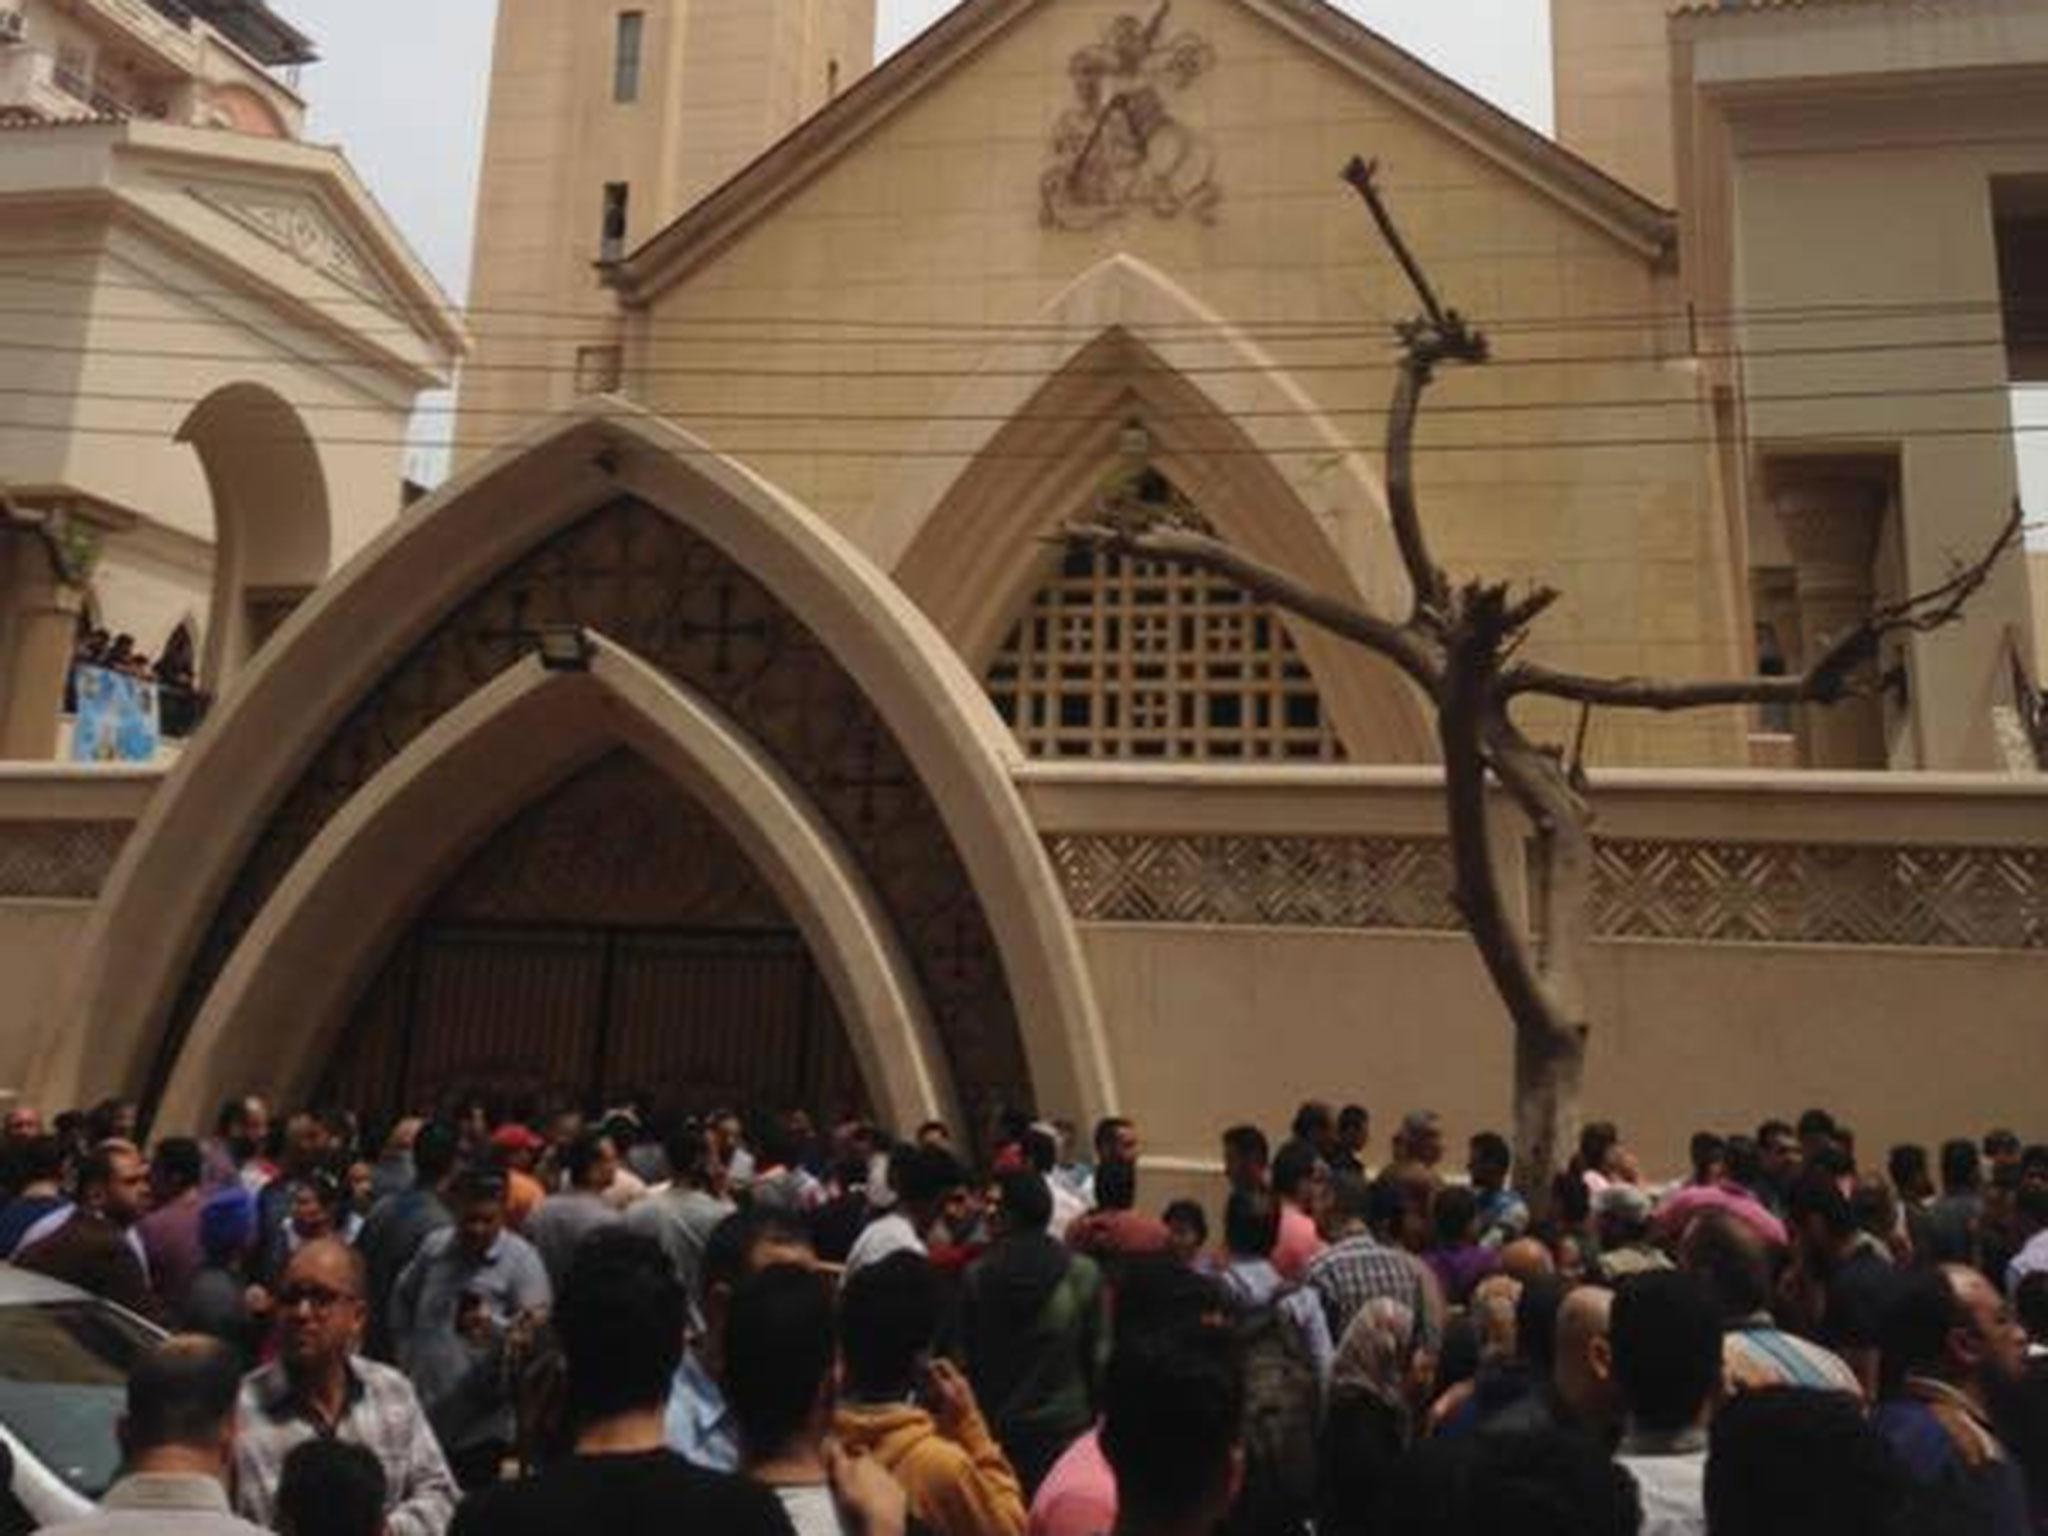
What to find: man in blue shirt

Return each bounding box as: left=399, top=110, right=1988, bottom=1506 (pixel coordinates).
left=1873, top=1264, right=2032, bottom=1536
left=1468, top=1132, right=1530, bottom=1249
left=390, top=1171, right=550, bottom=1490
left=664, top=1205, right=814, bottom=1472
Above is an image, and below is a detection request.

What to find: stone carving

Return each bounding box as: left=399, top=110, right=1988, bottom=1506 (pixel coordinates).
left=1041, top=1, right=1219, bottom=231
left=187, top=185, right=401, bottom=312
left=159, top=499, right=1032, bottom=1131
left=1590, top=838, right=2048, bottom=952
left=1047, top=830, right=2047, bottom=953
left=0, top=820, right=131, bottom=900
left=1047, top=833, right=1461, bottom=930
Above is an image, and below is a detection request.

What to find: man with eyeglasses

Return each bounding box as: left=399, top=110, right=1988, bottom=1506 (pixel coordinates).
left=233, top=1237, right=457, bottom=1536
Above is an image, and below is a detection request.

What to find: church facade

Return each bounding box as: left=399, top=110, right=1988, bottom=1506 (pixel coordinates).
left=5, top=0, right=2045, bottom=1176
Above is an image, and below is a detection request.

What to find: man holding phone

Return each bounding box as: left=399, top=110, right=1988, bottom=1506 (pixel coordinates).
left=391, top=1170, right=552, bottom=1489
left=835, top=1252, right=1027, bottom=1536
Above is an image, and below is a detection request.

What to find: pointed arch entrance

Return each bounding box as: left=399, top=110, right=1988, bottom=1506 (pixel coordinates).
left=334, top=756, right=874, bottom=1129
left=885, top=255, right=1434, bottom=764
left=44, top=408, right=1112, bottom=1140
left=148, top=638, right=958, bottom=1136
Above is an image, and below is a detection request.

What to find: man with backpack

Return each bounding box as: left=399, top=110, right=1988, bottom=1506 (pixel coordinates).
left=1216, top=1188, right=1329, bottom=1536
left=960, top=1170, right=1106, bottom=1496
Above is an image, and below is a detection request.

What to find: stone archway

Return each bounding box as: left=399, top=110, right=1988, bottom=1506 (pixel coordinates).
left=883, top=256, right=1434, bottom=763
left=178, top=383, right=332, bottom=689
left=43, top=406, right=1113, bottom=1138
left=151, top=640, right=960, bottom=1138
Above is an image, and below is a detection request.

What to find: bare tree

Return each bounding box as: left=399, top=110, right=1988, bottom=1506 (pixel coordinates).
left=1064, top=158, right=2027, bottom=1203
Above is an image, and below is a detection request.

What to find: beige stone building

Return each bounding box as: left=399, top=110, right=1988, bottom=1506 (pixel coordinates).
left=0, top=0, right=2043, bottom=1181
left=0, top=0, right=464, bottom=760
left=455, top=0, right=874, bottom=457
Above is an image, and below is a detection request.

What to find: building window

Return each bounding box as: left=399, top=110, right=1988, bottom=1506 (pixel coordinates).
left=985, top=539, right=1343, bottom=762
left=575, top=344, right=624, bottom=394
left=614, top=11, right=645, bottom=104
left=600, top=182, right=630, bottom=261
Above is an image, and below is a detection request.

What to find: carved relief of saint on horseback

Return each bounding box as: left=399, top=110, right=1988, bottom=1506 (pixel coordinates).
left=1041, top=1, right=1220, bottom=230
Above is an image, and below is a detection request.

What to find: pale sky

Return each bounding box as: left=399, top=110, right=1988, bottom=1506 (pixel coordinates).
left=269, top=0, right=2045, bottom=513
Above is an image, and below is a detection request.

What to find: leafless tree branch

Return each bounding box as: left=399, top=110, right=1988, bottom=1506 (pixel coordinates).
left=1342, top=157, right=1487, bottom=625
left=1502, top=503, right=2026, bottom=712
left=1058, top=518, right=1444, bottom=695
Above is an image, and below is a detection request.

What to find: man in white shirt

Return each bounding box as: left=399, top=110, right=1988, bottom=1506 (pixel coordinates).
left=842, top=1145, right=964, bottom=1279
left=2005, top=1185, right=2048, bottom=1298
left=1026, top=1126, right=1086, bottom=1241
left=1611, top=1271, right=1723, bottom=1536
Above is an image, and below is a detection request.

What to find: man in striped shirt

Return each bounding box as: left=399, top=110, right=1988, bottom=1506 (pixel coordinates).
left=1681, top=1209, right=1861, bottom=1398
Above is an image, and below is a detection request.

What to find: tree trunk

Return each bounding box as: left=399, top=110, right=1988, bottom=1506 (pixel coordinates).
left=1513, top=1019, right=1586, bottom=1210
left=1519, top=803, right=1594, bottom=1205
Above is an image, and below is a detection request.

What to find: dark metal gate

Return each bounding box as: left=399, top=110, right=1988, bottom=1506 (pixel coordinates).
left=325, top=924, right=869, bottom=1125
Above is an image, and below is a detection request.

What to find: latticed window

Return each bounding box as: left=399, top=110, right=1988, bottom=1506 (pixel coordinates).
left=986, top=541, right=1344, bottom=761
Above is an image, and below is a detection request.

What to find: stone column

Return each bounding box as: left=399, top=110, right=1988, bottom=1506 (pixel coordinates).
left=0, top=529, right=83, bottom=761
left=1774, top=476, right=1886, bottom=770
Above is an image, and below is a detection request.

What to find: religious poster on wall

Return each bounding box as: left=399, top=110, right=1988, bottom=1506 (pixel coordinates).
left=1041, top=1, right=1221, bottom=231
left=70, top=665, right=161, bottom=763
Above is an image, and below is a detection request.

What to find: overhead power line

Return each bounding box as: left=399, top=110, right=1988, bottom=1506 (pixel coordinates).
left=0, top=379, right=2031, bottom=424
left=7, top=415, right=2048, bottom=458
left=0, top=329, right=2024, bottom=377
left=0, top=266, right=2038, bottom=340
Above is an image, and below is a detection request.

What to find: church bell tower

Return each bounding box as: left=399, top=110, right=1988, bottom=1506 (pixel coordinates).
left=456, top=0, right=878, bottom=466
left=1550, top=0, right=1681, bottom=207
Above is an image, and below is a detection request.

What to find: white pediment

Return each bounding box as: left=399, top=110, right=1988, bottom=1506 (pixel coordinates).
left=183, top=181, right=407, bottom=315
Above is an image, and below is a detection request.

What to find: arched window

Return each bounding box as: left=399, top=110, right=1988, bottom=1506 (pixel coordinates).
left=985, top=538, right=1343, bottom=762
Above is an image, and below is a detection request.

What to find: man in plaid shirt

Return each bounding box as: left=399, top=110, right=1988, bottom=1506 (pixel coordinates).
left=234, top=1238, right=458, bottom=1536
left=1304, top=1175, right=1441, bottom=1351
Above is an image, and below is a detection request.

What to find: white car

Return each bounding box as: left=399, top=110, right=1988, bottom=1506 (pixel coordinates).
left=0, top=1266, right=164, bottom=1530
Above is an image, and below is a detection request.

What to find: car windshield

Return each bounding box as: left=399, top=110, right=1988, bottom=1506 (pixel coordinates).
left=0, top=1299, right=157, bottom=1499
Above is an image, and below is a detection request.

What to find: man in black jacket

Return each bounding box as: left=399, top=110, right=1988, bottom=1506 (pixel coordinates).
left=959, top=1169, right=1105, bottom=1496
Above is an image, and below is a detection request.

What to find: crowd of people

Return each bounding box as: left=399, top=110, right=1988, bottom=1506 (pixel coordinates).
left=2, top=1090, right=2046, bottom=1535
left=65, top=624, right=206, bottom=736
left=69, top=628, right=194, bottom=692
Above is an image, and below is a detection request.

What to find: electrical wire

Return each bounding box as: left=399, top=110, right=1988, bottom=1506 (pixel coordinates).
left=0, top=379, right=2029, bottom=423
left=5, top=415, right=2046, bottom=457
left=0, top=264, right=2039, bottom=339
left=0, top=328, right=2025, bottom=376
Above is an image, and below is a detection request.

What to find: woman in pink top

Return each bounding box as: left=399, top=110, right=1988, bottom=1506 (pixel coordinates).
left=1027, top=1428, right=1113, bottom=1536
left=1269, top=1141, right=1329, bottom=1282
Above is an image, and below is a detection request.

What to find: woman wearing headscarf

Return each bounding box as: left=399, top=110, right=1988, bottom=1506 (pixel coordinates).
left=1317, top=1297, right=1420, bottom=1535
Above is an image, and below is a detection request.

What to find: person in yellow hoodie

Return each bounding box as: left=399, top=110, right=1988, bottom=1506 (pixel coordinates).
left=834, top=1250, right=1029, bottom=1536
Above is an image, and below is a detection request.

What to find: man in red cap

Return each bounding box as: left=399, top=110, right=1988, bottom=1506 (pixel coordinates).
left=490, top=1123, right=549, bottom=1232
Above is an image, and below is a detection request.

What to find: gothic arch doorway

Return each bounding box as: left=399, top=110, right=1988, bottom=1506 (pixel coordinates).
left=50, top=407, right=1112, bottom=1141
left=327, top=753, right=876, bottom=1130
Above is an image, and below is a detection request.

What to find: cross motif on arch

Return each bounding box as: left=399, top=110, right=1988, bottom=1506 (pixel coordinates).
left=660, top=579, right=775, bottom=679
left=820, top=718, right=914, bottom=831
